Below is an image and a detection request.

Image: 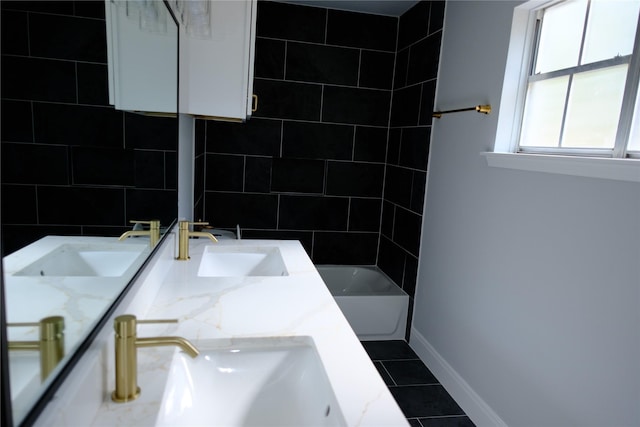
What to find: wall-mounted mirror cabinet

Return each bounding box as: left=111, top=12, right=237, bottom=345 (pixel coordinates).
left=0, top=1, right=179, bottom=425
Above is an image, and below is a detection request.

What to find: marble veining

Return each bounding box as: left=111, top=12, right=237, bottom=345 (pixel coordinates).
left=31, top=236, right=409, bottom=426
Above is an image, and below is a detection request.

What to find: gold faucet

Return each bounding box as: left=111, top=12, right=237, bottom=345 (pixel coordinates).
left=111, top=314, right=199, bottom=403
left=8, top=316, right=65, bottom=381
left=118, top=220, right=161, bottom=247
left=177, top=220, right=218, bottom=260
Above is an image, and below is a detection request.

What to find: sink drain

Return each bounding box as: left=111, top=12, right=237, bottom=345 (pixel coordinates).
left=325, top=405, right=331, bottom=417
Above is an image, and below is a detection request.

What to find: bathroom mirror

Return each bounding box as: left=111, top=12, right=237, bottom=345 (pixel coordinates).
left=0, top=1, right=179, bottom=425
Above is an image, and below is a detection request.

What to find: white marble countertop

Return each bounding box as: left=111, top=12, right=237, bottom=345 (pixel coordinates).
left=89, top=238, right=409, bottom=426
left=4, top=235, right=152, bottom=421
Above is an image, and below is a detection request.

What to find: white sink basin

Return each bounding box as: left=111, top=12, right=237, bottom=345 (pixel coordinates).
left=13, top=243, right=146, bottom=277
left=156, top=336, right=346, bottom=427
left=197, top=246, right=289, bottom=277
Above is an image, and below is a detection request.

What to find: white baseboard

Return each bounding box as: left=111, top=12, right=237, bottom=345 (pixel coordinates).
left=409, top=327, right=508, bottom=427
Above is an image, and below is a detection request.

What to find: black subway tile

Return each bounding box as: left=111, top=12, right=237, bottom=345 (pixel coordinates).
left=1, top=100, right=33, bottom=142
left=134, top=150, right=165, bottom=189
left=398, top=1, right=429, bottom=50
left=204, top=192, right=278, bottom=229
left=429, top=1, right=446, bottom=35
left=1, top=224, right=81, bottom=256
left=403, top=255, right=418, bottom=298
left=419, top=80, right=437, bottom=126
left=354, top=126, right=387, bottom=163
left=2, top=184, right=37, bottom=224
left=323, top=86, right=390, bottom=127
left=165, top=151, right=177, bottom=190
left=279, top=195, right=348, bottom=231
left=271, top=158, right=324, bottom=194
left=407, top=33, right=441, bottom=85
left=1, top=143, right=68, bottom=185
left=359, top=50, right=394, bottom=90
left=74, top=1, right=105, bottom=19
left=72, top=146, right=134, bottom=186
left=77, top=62, right=109, bottom=106
left=326, top=10, right=397, bottom=52
left=384, top=165, right=413, bottom=208
left=38, top=186, right=124, bottom=225
left=29, top=12, right=106, bottom=62
left=126, top=189, right=177, bottom=226
left=204, top=154, right=244, bottom=192
left=1, top=55, right=76, bottom=103
left=195, top=154, right=205, bottom=200
left=282, top=121, right=353, bottom=160
left=400, top=127, right=430, bottom=171
left=420, top=416, right=475, bottom=427
left=313, top=231, right=378, bottom=265
left=241, top=229, right=313, bottom=255
left=349, top=198, right=382, bottom=232
left=255, top=37, right=285, bottom=79
left=206, top=118, right=281, bottom=156
left=387, top=128, right=401, bottom=165
left=378, top=236, right=406, bottom=291
left=326, top=161, right=384, bottom=197
left=411, top=172, right=426, bottom=214
left=1, top=2, right=74, bottom=14
left=34, top=103, right=123, bottom=148
left=393, top=207, right=421, bottom=257
left=391, top=85, right=421, bottom=128
left=1, top=10, right=28, bottom=55
left=394, top=47, right=409, bottom=90
left=244, top=156, right=272, bottom=193
left=253, top=79, right=322, bottom=121
left=381, top=200, right=395, bottom=239
left=195, top=120, right=206, bottom=156
left=257, top=1, right=326, bottom=43
left=124, top=112, right=176, bottom=150
left=286, top=42, right=359, bottom=86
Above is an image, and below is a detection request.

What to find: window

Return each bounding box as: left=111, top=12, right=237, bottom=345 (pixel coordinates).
left=518, top=0, right=640, bottom=159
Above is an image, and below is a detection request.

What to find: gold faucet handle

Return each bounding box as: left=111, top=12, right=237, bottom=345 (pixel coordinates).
left=8, top=316, right=65, bottom=333
left=8, top=322, right=39, bottom=327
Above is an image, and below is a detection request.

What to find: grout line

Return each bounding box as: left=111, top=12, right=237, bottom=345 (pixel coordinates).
left=378, top=361, right=398, bottom=386
left=257, top=35, right=395, bottom=55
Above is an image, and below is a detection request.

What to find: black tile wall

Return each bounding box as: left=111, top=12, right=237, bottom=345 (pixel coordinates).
left=198, top=1, right=443, bottom=297
left=326, top=9, right=397, bottom=51
left=379, top=1, right=443, bottom=340
left=282, top=121, right=353, bottom=160
left=256, top=1, right=326, bottom=43
left=286, top=42, right=360, bottom=86
left=200, top=0, right=399, bottom=263
left=322, top=86, right=391, bottom=126
left=1, top=1, right=178, bottom=255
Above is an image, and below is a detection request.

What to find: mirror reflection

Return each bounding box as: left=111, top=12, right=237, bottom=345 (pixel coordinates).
left=0, top=1, right=178, bottom=425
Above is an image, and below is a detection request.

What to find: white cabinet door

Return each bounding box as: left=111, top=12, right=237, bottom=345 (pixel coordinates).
left=105, top=0, right=178, bottom=114
left=178, top=0, right=256, bottom=121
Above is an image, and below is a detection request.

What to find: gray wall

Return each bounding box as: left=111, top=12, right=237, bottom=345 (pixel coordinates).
left=411, top=1, right=640, bottom=426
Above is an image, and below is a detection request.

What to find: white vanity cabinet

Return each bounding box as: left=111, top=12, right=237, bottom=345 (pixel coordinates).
left=178, top=0, right=257, bottom=121
left=105, top=0, right=178, bottom=114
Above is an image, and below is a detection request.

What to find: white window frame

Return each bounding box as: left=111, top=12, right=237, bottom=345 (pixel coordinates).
left=485, top=0, right=640, bottom=183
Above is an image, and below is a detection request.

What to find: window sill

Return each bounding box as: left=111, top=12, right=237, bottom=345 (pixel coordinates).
left=482, top=152, right=640, bottom=183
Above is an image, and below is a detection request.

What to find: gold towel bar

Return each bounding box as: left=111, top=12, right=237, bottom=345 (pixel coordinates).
left=433, top=104, right=491, bottom=119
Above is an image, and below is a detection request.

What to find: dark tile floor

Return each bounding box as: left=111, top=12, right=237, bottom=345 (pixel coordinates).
left=361, top=340, right=476, bottom=427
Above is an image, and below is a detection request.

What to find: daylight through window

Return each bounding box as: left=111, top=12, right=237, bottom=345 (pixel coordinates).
left=518, top=0, right=640, bottom=158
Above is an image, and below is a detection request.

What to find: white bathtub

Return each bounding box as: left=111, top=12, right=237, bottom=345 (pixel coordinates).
left=316, top=265, right=409, bottom=341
